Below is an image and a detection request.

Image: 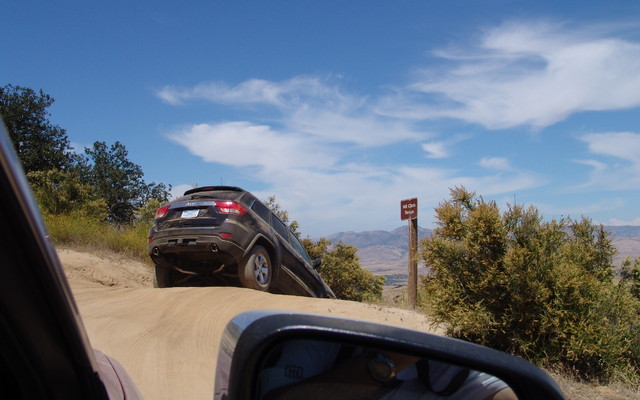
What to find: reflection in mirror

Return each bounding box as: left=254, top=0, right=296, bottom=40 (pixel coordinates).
left=256, top=339, right=519, bottom=400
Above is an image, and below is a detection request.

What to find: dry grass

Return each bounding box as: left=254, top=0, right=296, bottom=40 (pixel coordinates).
left=546, top=370, right=640, bottom=400
left=44, top=213, right=150, bottom=261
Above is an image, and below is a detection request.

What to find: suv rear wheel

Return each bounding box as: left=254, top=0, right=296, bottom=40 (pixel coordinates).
left=239, top=246, right=272, bottom=291
left=153, top=265, right=173, bottom=288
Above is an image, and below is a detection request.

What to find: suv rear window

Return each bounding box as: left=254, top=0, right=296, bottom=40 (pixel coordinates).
left=186, top=191, right=239, bottom=201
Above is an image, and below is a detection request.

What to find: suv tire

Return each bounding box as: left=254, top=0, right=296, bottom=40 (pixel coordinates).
left=153, top=265, right=173, bottom=288
left=239, top=246, right=272, bottom=291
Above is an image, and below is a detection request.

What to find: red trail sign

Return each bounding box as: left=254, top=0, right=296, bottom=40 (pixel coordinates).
left=400, top=198, right=418, bottom=220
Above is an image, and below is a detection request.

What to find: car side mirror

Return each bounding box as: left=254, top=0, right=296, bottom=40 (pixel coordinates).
left=214, top=311, right=565, bottom=400
left=312, top=257, right=322, bottom=269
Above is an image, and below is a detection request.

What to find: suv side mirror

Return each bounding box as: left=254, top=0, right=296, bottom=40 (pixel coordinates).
left=214, top=311, right=565, bottom=400
left=312, top=257, right=322, bottom=269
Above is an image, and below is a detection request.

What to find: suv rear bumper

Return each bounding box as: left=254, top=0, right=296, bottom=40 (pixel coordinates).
left=148, top=232, right=246, bottom=270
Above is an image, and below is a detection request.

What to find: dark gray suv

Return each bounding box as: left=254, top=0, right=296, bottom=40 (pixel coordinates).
left=147, top=186, right=335, bottom=298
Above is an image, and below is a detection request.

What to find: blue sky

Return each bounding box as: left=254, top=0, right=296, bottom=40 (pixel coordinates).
left=2, top=1, right=640, bottom=237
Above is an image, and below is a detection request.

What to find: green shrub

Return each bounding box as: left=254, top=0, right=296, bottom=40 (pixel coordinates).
left=420, top=187, right=640, bottom=382
left=621, top=257, right=640, bottom=300
left=304, top=238, right=384, bottom=302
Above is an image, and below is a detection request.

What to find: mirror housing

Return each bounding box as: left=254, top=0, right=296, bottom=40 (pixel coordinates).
left=312, top=257, right=322, bottom=269
left=214, top=311, right=564, bottom=400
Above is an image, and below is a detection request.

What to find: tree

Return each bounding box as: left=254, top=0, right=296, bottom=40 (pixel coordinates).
left=0, top=84, right=72, bottom=173
left=78, top=141, right=170, bottom=224
left=0, top=85, right=171, bottom=224
left=621, top=257, right=640, bottom=300
left=303, top=238, right=384, bottom=302
left=420, top=186, right=640, bottom=381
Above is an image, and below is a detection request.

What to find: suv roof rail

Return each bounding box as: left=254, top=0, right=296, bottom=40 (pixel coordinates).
left=183, top=186, right=245, bottom=196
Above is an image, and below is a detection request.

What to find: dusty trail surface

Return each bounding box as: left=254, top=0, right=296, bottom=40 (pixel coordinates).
left=58, top=248, right=441, bottom=400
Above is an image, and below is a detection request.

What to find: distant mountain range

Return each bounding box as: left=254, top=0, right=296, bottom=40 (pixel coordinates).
left=327, top=226, right=432, bottom=249
left=604, top=226, right=640, bottom=238
left=323, top=226, right=640, bottom=277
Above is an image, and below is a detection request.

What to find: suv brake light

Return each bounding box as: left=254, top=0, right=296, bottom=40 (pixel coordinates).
left=155, top=205, right=170, bottom=220
left=215, top=201, right=247, bottom=216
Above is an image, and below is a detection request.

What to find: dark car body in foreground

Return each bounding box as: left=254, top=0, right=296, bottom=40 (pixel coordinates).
left=0, top=121, right=142, bottom=399
left=147, top=186, right=335, bottom=298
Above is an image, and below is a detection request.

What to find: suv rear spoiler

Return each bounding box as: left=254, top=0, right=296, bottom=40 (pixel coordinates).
left=184, top=186, right=245, bottom=196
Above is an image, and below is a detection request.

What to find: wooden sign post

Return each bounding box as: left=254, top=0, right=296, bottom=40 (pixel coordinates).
left=401, top=198, right=418, bottom=308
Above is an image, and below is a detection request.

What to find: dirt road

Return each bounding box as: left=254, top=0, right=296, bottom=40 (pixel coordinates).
left=58, top=248, right=441, bottom=400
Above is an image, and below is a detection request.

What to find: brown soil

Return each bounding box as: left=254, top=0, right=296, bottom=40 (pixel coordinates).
left=58, top=248, right=442, bottom=400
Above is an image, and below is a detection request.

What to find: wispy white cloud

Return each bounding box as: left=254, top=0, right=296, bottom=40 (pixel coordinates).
left=158, top=76, right=426, bottom=147
left=608, top=217, right=640, bottom=226
left=168, top=119, right=546, bottom=233
left=456, top=172, right=545, bottom=197
left=574, top=131, right=640, bottom=190
left=256, top=167, right=545, bottom=235
left=158, top=76, right=351, bottom=108
left=421, top=142, right=449, bottom=159
left=378, top=20, right=640, bottom=129
left=157, top=20, right=640, bottom=234
left=582, top=131, right=640, bottom=161
left=421, top=134, right=470, bottom=159
left=168, top=121, right=337, bottom=171
left=539, top=197, right=628, bottom=218
left=479, top=157, right=511, bottom=171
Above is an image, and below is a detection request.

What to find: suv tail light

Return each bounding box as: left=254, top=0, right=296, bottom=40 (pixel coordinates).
left=155, top=205, right=170, bottom=220
left=215, top=201, right=247, bottom=216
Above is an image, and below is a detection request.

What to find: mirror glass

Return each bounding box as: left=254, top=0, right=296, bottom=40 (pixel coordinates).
left=255, top=339, right=519, bottom=400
